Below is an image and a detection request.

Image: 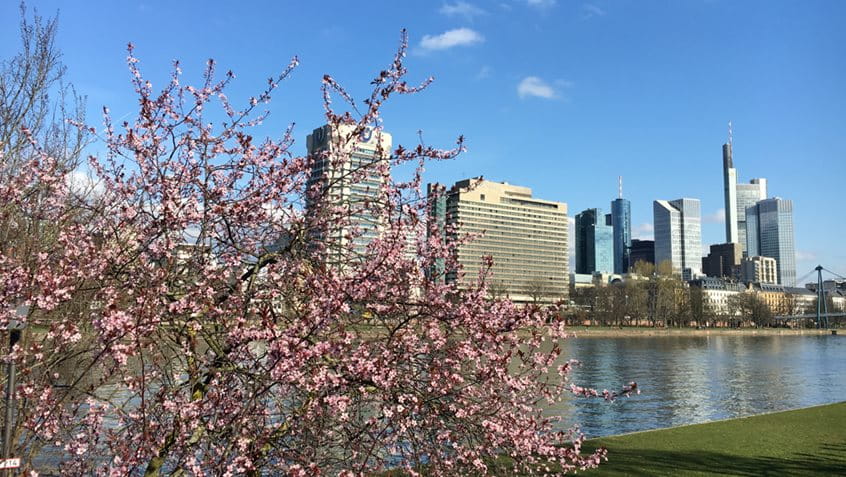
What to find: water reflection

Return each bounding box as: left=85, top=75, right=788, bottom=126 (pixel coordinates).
left=551, top=335, right=846, bottom=438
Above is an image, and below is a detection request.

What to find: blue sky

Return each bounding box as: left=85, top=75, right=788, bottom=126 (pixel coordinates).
left=2, top=0, right=844, bottom=279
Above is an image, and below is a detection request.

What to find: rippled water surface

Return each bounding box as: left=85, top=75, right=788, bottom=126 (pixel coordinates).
left=549, top=334, right=846, bottom=438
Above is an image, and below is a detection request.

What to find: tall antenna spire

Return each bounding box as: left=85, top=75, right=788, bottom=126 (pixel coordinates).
left=728, top=120, right=733, bottom=146
left=618, top=176, right=623, bottom=199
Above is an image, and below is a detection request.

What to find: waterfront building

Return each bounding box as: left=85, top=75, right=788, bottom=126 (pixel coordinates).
left=742, top=256, right=778, bottom=284
left=306, top=123, right=392, bottom=261
left=749, top=283, right=815, bottom=315
left=611, top=197, right=632, bottom=274
left=575, top=208, right=614, bottom=275
left=689, top=277, right=746, bottom=316
left=654, top=198, right=702, bottom=277
left=722, top=128, right=767, bottom=255
left=629, top=239, right=655, bottom=269
left=432, top=178, right=569, bottom=303
left=702, top=242, right=742, bottom=279
left=746, top=197, right=796, bottom=287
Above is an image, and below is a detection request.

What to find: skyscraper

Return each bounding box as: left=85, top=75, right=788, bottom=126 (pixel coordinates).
left=610, top=178, right=631, bottom=273
left=746, top=197, right=796, bottom=287
left=575, top=208, right=613, bottom=275
left=722, top=125, right=767, bottom=255
left=431, top=178, right=569, bottom=303
left=735, top=178, right=767, bottom=253
left=306, top=123, right=392, bottom=261
left=723, top=140, right=738, bottom=244
left=654, top=198, right=702, bottom=277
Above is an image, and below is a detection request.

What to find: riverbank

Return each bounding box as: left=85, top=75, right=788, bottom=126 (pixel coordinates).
left=581, top=402, right=846, bottom=475
left=564, top=326, right=836, bottom=338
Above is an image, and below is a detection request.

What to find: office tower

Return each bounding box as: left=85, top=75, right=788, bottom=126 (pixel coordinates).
left=629, top=239, right=655, bottom=268
left=723, top=138, right=738, bottom=244
left=722, top=124, right=767, bottom=254
left=575, top=208, right=614, bottom=275
left=746, top=197, right=796, bottom=286
left=426, top=183, right=447, bottom=282
left=742, top=256, right=778, bottom=284
left=610, top=177, right=631, bottom=274
left=654, top=198, right=702, bottom=277
left=306, top=124, right=392, bottom=260
left=432, top=178, right=569, bottom=303
left=702, top=242, right=742, bottom=279
left=735, top=178, right=767, bottom=254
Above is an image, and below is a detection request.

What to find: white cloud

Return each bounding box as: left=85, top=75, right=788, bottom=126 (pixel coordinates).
left=517, top=76, right=558, bottom=99
left=439, top=2, right=487, bottom=20
left=419, top=28, right=484, bottom=51
left=67, top=168, right=104, bottom=197
left=632, top=223, right=654, bottom=240
left=476, top=65, right=492, bottom=80
left=526, top=0, right=557, bottom=8
left=581, top=3, right=606, bottom=19
left=703, top=208, right=726, bottom=224
left=796, top=250, right=817, bottom=262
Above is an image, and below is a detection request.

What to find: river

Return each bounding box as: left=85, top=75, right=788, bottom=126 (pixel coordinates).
left=550, top=334, right=846, bottom=438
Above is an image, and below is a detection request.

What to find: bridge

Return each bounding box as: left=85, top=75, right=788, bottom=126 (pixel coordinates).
left=782, top=265, right=846, bottom=329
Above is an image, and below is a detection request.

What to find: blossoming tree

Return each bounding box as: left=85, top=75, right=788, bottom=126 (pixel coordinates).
left=0, top=31, right=635, bottom=476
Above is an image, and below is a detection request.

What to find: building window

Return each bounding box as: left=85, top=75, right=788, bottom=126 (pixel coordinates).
left=480, top=194, right=486, bottom=201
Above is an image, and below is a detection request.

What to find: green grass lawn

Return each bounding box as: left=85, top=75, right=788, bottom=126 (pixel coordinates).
left=581, top=402, right=846, bottom=476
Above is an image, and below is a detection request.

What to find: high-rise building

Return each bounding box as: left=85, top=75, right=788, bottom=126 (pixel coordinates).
left=426, top=183, right=447, bottom=282
left=306, top=124, right=392, bottom=261
left=722, top=126, right=767, bottom=255
left=575, top=208, right=613, bottom=275
left=746, top=197, right=796, bottom=287
left=431, top=178, right=569, bottom=303
left=701, top=242, right=742, bottom=279
left=654, top=198, right=702, bottom=277
left=611, top=196, right=631, bottom=274
left=629, top=239, right=655, bottom=268
left=742, top=256, right=778, bottom=284
left=735, top=178, right=767, bottom=254
left=723, top=140, right=738, bottom=244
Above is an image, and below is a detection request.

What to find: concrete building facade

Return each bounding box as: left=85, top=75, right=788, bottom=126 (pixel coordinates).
left=742, top=256, right=778, bottom=284
left=433, top=178, right=569, bottom=303
left=702, top=242, right=742, bottom=279
left=306, top=124, right=392, bottom=261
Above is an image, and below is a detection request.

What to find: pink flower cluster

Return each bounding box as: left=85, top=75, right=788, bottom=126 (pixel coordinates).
left=0, top=30, right=634, bottom=476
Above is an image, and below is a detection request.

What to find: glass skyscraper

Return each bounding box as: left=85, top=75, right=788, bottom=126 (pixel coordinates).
left=722, top=133, right=767, bottom=255
left=746, top=197, right=796, bottom=287
left=654, top=198, right=702, bottom=277
left=575, top=208, right=614, bottom=274
left=611, top=198, right=631, bottom=273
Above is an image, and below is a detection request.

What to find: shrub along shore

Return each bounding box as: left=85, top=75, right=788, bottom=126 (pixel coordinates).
left=581, top=402, right=846, bottom=476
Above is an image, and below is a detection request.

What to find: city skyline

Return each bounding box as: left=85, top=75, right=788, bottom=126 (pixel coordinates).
left=1, top=1, right=843, bottom=277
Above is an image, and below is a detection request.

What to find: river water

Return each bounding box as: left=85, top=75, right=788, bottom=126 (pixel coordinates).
left=549, top=334, right=846, bottom=438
